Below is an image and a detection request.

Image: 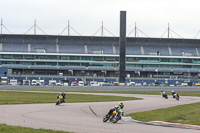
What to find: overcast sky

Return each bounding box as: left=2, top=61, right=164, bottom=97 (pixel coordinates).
left=0, top=0, right=200, bottom=38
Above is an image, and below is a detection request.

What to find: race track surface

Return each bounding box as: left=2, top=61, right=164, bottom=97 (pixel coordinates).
left=1, top=92, right=200, bottom=133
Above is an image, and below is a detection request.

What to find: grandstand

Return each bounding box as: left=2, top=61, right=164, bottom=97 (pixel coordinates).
left=0, top=34, right=200, bottom=85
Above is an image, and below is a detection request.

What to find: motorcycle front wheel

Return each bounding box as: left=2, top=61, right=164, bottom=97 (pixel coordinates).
left=56, top=100, right=60, bottom=105
left=103, top=114, right=109, bottom=122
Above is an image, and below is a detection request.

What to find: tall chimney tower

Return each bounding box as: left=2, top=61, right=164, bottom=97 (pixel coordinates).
left=119, top=11, right=126, bottom=84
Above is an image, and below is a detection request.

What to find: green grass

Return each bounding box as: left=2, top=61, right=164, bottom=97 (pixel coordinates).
left=0, top=124, right=70, bottom=133
left=74, top=90, right=200, bottom=97
left=127, top=102, right=200, bottom=125
left=176, top=91, right=200, bottom=97
left=6, top=89, right=200, bottom=97
left=0, top=90, right=141, bottom=105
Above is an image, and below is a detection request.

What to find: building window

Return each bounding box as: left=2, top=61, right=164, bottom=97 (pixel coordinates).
left=35, top=48, right=46, bottom=53
left=91, top=49, right=103, bottom=54
left=182, top=51, right=193, bottom=56
left=149, top=51, right=160, bottom=56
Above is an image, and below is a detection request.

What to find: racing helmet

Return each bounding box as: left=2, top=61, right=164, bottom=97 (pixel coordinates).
left=119, top=103, right=124, bottom=109
left=62, top=92, right=65, bottom=96
left=171, top=90, right=175, bottom=93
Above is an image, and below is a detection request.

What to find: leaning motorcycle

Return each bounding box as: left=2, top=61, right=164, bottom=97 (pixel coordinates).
left=162, top=93, right=168, bottom=99
left=56, top=95, right=63, bottom=105
left=103, top=108, right=124, bottom=123
left=173, top=93, right=179, bottom=101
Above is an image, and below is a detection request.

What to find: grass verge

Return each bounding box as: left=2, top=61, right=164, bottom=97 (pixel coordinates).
left=3, top=89, right=200, bottom=97
left=127, top=102, right=200, bottom=126
left=0, top=124, right=70, bottom=133
left=0, top=90, right=141, bottom=105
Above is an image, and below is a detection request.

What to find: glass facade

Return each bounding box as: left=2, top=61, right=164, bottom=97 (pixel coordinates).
left=0, top=53, right=200, bottom=69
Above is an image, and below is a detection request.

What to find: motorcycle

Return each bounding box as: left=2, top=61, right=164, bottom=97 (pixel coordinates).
left=56, top=95, right=64, bottom=105
left=162, top=93, right=168, bottom=99
left=103, top=108, right=124, bottom=123
left=173, top=93, right=179, bottom=101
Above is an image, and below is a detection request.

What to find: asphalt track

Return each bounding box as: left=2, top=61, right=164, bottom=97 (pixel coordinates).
left=1, top=92, right=200, bottom=133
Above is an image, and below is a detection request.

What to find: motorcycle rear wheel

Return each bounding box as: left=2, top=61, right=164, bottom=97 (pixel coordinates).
left=112, top=118, right=119, bottom=123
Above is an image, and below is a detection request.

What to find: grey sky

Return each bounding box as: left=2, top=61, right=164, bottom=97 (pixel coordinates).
left=0, top=0, right=200, bottom=38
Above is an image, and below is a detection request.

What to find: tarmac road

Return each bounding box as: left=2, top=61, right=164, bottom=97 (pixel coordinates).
left=1, top=92, right=200, bottom=133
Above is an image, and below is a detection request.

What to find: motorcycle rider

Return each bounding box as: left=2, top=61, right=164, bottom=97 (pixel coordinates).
left=107, top=103, right=124, bottom=117
left=57, top=92, right=66, bottom=103
left=171, top=90, right=180, bottom=98
left=161, top=90, right=167, bottom=98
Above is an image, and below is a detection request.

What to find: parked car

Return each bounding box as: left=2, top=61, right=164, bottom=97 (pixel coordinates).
left=169, top=84, right=175, bottom=87
left=135, top=83, right=141, bottom=86
left=71, top=81, right=78, bottom=86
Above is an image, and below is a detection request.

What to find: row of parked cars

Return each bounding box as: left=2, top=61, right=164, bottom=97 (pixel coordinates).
left=4, top=78, right=197, bottom=87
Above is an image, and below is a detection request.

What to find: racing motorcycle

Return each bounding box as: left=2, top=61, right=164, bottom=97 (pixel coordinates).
left=56, top=95, right=64, bottom=105
left=162, top=93, right=168, bottom=99
left=103, top=108, right=124, bottom=123
left=173, top=93, right=179, bottom=101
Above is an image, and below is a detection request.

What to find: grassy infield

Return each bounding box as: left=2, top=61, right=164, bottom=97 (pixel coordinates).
left=0, top=91, right=140, bottom=105
left=0, top=90, right=200, bottom=132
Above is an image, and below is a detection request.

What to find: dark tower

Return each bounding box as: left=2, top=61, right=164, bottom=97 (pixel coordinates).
left=119, top=11, right=126, bottom=84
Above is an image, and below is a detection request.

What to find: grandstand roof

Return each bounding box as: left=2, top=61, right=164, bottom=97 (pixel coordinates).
left=0, top=34, right=200, bottom=46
